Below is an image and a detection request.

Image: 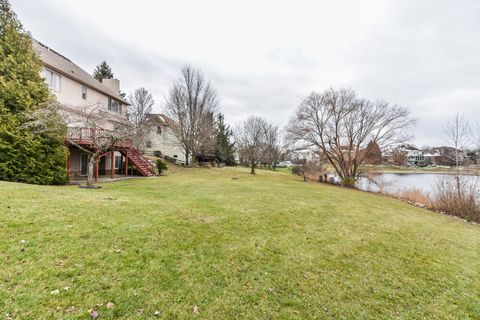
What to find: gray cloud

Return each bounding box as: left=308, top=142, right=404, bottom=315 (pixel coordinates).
left=11, top=0, right=480, bottom=146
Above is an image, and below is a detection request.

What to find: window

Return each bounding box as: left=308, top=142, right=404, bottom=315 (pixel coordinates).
left=157, top=126, right=162, bottom=134
left=81, top=86, right=87, bottom=99
left=43, top=69, right=61, bottom=92
left=173, top=155, right=178, bottom=158
left=146, top=141, right=152, bottom=148
left=108, top=98, right=122, bottom=114
left=115, top=156, right=122, bottom=169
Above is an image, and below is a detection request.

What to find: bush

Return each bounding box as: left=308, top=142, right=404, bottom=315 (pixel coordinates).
left=156, top=159, right=168, bottom=174
left=291, top=165, right=302, bottom=176
left=431, top=176, right=479, bottom=223
left=0, top=3, right=68, bottom=185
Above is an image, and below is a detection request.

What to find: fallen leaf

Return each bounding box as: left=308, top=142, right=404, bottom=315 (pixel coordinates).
left=193, top=305, right=200, bottom=314
left=154, top=310, right=161, bottom=317
left=90, top=309, right=99, bottom=319
left=65, top=306, right=76, bottom=313
left=19, top=239, right=26, bottom=244
left=63, top=286, right=70, bottom=291
left=106, top=302, right=115, bottom=309
left=50, top=289, right=60, bottom=295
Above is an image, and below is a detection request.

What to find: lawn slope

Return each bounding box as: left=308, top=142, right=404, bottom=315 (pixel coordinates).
left=1, top=168, right=479, bottom=319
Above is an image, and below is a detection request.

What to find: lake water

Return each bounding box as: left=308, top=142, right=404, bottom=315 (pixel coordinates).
left=352, top=173, right=479, bottom=196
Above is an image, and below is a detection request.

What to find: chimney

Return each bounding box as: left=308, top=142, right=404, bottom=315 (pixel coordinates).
left=102, top=78, right=120, bottom=95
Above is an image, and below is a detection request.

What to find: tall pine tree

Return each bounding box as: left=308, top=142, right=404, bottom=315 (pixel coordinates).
left=214, top=113, right=235, bottom=165
left=93, top=61, right=113, bottom=82
left=0, top=0, right=68, bottom=185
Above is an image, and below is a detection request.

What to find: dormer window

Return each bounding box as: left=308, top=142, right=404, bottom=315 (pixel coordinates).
left=44, top=69, right=61, bottom=92
left=81, top=86, right=87, bottom=99
left=157, top=126, right=162, bottom=134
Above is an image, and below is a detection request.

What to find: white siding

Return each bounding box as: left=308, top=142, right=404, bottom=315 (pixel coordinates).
left=43, top=68, right=127, bottom=123
left=144, top=124, right=186, bottom=162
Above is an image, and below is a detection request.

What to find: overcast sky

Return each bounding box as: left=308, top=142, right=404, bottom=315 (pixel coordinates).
left=11, top=0, right=480, bottom=146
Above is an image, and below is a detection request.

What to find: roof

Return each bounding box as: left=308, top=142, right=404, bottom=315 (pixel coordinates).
left=32, top=39, right=129, bottom=105
left=147, top=113, right=177, bottom=128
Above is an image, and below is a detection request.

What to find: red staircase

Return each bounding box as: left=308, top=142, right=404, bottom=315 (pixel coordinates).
left=122, top=148, right=155, bottom=177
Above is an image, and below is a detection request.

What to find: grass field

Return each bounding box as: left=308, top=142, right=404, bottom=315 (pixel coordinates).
left=1, top=167, right=480, bottom=319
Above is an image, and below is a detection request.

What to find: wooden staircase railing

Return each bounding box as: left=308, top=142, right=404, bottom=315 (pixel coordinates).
left=121, top=147, right=155, bottom=177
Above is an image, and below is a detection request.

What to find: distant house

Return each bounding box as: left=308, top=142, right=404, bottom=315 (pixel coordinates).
left=143, top=114, right=186, bottom=164
left=33, top=39, right=153, bottom=179
left=385, top=144, right=426, bottom=166
left=291, top=148, right=317, bottom=163
left=431, top=146, right=466, bottom=166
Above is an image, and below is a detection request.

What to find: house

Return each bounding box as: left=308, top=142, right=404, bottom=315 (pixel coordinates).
left=431, top=146, right=466, bottom=166
left=385, top=144, right=425, bottom=166
left=143, top=114, right=186, bottom=164
left=33, top=39, right=153, bottom=179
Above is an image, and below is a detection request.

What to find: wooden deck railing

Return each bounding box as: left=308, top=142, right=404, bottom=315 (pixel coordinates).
left=66, top=127, right=133, bottom=149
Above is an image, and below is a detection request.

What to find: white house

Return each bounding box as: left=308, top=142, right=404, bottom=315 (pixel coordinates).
left=143, top=114, right=186, bottom=163
left=33, top=39, right=153, bottom=178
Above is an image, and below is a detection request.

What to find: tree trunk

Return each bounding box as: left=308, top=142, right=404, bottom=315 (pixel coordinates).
left=87, top=156, right=96, bottom=186
left=455, top=174, right=462, bottom=200
left=185, top=150, right=190, bottom=166
left=250, top=160, right=255, bottom=175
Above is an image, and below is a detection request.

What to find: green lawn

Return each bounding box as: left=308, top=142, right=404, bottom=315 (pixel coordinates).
left=1, top=168, right=479, bottom=319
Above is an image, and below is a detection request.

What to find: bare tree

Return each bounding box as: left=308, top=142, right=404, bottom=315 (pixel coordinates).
left=293, top=160, right=325, bottom=182
left=197, top=111, right=217, bottom=160
left=163, top=65, right=218, bottom=165
left=444, top=113, right=471, bottom=199
left=287, top=88, right=414, bottom=187
left=261, top=122, right=281, bottom=169
left=444, top=113, right=470, bottom=169
left=63, top=105, right=132, bottom=186
left=127, top=87, right=154, bottom=149
left=391, top=149, right=408, bottom=168
left=235, top=116, right=268, bottom=175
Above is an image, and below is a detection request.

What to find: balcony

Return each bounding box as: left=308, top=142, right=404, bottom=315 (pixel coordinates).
left=66, top=127, right=133, bottom=149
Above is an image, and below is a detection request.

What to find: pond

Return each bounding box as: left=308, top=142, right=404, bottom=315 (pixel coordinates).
left=354, top=173, right=479, bottom=196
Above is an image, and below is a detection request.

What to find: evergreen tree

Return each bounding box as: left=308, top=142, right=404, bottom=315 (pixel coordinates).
left=93, top=61, right=113, bottom=82
left=0, top=0, right=68, bottom=185
left=365, top=140, right=382, bottom=165
left=214, top=113, right=235, bottom=165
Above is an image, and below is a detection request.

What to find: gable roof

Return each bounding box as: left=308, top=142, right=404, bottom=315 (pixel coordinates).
left=147, top=113, right=177, bottom=128
left=32, top=39, right=129, bottom=105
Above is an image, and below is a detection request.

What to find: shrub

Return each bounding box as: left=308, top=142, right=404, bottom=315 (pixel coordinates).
left=0, top=2, right=68, bottom=185
left=156, top=159, right=168, bottom=174
left=431, top=175, right=479, bottom=223
left=291, top=165, right=302, bottom=176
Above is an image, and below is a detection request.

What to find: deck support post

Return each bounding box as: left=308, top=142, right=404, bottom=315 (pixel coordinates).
left=95, top=157, right=99, bottom=182
left=110, top=151, right=114, bottom=179
left=125, top=155, right=128, bottom=177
